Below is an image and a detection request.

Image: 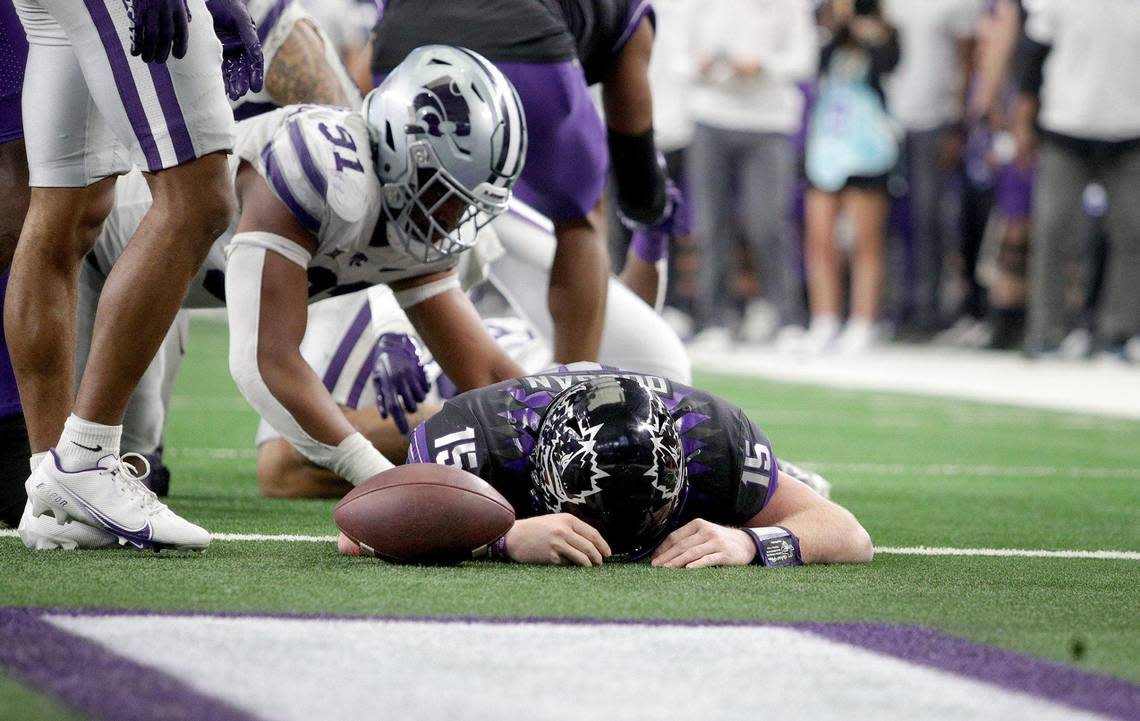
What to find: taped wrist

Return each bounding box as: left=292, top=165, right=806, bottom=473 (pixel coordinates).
left=329, top=432, right=394, bottom=485
left=743, top=526, right=803, bottom=567
left=608, top=127, right=667, bottom=225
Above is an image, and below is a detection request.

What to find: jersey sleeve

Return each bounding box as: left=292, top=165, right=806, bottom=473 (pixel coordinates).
left=235, top=107, right=378, bottom=249
left=237, top=111, right=331, bottom=236
left=676, top=388, right=778, bottom=526
left=612, top=0, right=655, bottom=54
left=729, top=407, right=779, bottom=524
left=407, top=401, right=492, bottom=479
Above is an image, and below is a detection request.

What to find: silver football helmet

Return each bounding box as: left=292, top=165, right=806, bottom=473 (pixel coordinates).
left=363, top=45, right=527, bottom=263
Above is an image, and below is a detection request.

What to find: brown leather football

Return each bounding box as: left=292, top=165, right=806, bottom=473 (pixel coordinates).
left=333, top=464, right=515, bottom=564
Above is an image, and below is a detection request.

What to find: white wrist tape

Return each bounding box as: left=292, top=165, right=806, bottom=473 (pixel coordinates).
left=393, top=273, right=460, bottom=308
left=226, top=231, right=312, bottom=269
left=330, top=432, right=394, bottom=485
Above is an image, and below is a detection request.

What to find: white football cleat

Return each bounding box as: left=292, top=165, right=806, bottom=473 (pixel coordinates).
left=25, top=451, right=211, bottom=551
left=777, top=459, right=833, bottom=499
left=17, top=501, right=118, bottom=550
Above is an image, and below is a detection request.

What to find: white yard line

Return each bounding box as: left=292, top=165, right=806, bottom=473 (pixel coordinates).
left=872, top=546, right=1140, bottom=560
left=2, top=529, right=1136, bottom=559
left=795, top=462, right=1140, bottom=479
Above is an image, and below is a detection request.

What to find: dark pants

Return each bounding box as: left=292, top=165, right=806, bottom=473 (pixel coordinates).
left=893, top=126, right=962, bottom=328
left=688, top=123, right=799, bottom=328
left=1027, top=137, right=1140, bottom=348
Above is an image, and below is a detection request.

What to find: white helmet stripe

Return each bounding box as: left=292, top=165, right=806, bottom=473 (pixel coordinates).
left=495, top=82, right=526, bottom=186
left=454, top=46, right=524, bottom=187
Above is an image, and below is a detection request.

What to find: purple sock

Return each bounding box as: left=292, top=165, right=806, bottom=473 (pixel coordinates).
left=630, top=228, right=669, bottom=264
left=0, top=272, right=21, bottom=418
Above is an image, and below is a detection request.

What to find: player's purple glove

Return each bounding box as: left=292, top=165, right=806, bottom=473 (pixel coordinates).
left=204, top=0, right=264, bottom=100
left=129, top=0, right=192, bottom=64
left=628, top=180, right=686, bottom=263
left=372, top=333, right=431, bottom=436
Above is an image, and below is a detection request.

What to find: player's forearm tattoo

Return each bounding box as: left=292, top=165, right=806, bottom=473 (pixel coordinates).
left=265, top=20, right=352, bottom=108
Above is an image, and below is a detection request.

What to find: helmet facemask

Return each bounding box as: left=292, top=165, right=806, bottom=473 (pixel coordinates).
left=381, top=141, right=505, bottom=264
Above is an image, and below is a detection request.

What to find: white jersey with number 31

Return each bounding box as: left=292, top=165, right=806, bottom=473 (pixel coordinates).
left=232, top=105, right=458, bottom=302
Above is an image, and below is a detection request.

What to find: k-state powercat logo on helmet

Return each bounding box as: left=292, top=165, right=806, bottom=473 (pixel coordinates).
left=411, top=76, right=472, bottom=148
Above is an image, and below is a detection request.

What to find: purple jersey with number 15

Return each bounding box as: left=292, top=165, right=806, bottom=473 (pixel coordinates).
left=231, top=105, right=458, bottom=302
left=408, top=364, right=780, bottom=528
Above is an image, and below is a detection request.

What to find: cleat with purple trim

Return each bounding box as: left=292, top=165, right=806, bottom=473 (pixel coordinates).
left=17, top=502, right=118, bottom=550
left=24, top=452, right=210, bottom=551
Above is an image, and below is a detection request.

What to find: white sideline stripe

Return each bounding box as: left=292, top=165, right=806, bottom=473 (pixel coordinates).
left=795, top=462, right=1140, bottom=479
left=2, top=529, right=1136, bottom=559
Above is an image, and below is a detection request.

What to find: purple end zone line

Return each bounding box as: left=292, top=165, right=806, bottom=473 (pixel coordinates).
left=0, top=608, right=262, bottom=721
left=5, top=608, right=1138, bottom=721
left=798, top=623, right=1140, bottom=721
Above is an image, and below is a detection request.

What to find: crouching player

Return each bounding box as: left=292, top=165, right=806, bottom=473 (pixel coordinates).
left=18, top=44, right=529, bottom=549
left=338, top=366, right=872, bottom=567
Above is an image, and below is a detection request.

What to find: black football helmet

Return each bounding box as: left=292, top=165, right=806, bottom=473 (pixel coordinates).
left=530, top=376, right=688, bottom=561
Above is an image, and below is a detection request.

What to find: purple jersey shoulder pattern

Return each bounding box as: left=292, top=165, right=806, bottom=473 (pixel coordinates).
left=554, top=0, right=656, bottom=86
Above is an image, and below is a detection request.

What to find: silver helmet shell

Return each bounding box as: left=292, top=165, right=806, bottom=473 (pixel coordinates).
left=363, top=45, right=527, bottom=263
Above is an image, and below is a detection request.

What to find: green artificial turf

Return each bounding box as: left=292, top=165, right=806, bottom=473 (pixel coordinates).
left=0, top=672, right=86, bottom=721
left=3, top=319, right=1139, bottom=715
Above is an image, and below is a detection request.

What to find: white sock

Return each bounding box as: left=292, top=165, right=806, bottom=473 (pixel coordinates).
left=809, top=315, right=840, bottom=337
left=29, top=451, right=48, bottom=474
left=55, top=415, right=121, bottom=472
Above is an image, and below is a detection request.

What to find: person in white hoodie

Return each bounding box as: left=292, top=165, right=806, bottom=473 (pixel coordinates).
left=686, top=0, right=818, bottom=346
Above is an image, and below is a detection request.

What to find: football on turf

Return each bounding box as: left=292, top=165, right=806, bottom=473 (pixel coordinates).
left=333, top=464, right=515, bottom=564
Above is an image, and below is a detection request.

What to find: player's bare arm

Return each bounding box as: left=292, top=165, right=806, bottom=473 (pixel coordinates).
left=264, top=19, right=354, bottom=108
left=228, top=162, right=357, bottom=448
left=549, top=208, right=610, bottom=363
left=395, top=271, right=527, bottom=392
left=651, top=473, right=874, bottom=569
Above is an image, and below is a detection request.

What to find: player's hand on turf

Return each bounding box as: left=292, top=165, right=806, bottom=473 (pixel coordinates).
left=129, top=0, right=192, bottom=64
left=205, top=0, right=264, bottom=100
left=372, top=333, right=431, bottom=436
left=504, top=514, right=612, bottom=566
left=337, top=532, right=361, bottom=556
left=650, top=519, right=756, bottom=568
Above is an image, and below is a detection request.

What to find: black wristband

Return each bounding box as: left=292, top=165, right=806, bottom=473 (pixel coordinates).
left=743, top=526, right=803, bottom=567
left=607, top=127, right=668, bottom=225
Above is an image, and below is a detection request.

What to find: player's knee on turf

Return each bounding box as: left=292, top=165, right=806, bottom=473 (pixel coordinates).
left=256, top=438, right=353, bottom=499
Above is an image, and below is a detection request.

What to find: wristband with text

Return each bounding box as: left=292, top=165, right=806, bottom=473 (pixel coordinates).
left=743, top=526, right=803, bottom=567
